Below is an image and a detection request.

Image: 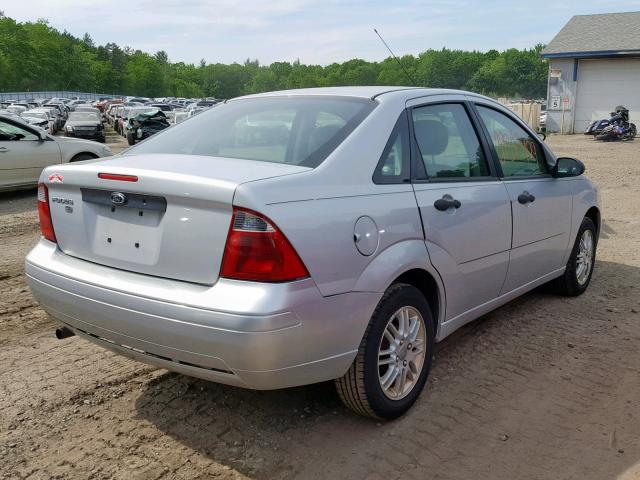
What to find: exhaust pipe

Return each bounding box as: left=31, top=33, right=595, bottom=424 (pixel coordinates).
left=55, top=327, right=75, bottom=340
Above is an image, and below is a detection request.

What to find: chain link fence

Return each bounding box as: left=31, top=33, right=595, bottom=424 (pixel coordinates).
left=0, top=91, right=123, bottom=102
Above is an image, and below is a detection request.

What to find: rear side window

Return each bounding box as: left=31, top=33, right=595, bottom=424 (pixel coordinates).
left=373, top=111, right=410, bottom=183
left=476, top=106, right=547, bottom=177
left=411, top=103, right=490, bottom=179
left=126, top=97, right=376, bottom=168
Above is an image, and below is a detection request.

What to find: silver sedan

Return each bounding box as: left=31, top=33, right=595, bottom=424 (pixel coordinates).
left=26, top=87, right=599, bottom=418
left=0, top=114, right=113, bottom=192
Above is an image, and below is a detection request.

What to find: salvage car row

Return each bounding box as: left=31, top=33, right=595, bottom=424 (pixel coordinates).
left=102, top=97, right=219, bottom=145
left=1, top=97, right=105, bottom=142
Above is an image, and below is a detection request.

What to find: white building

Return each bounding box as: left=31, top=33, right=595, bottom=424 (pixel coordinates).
left=542, top=12, right=640, bottom=133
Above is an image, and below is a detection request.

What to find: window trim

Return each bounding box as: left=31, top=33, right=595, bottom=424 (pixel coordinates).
left=372, top=110, right=411, bottom=184
left=470, top=103, right=552, bottom=180
left=408, top=101, right=498, bottom=184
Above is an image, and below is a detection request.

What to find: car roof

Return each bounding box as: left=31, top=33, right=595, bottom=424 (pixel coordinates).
left=234, top=86, right=496, bottom=103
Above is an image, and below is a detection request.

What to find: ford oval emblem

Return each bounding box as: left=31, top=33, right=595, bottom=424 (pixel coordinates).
left=110, top=192, right=127, bottom=206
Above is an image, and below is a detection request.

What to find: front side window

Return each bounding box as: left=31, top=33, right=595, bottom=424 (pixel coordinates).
left=125, top=97, right=375, bottom=168
left=411, top=103, right=490, bottom=179
left=0, top=120, right=38, bottom=141
left=476, top=106, right=547, bottom=177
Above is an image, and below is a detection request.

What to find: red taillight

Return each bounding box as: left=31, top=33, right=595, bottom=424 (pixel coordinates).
left=220, top=208, right=309, bottom=282
left=37, top=183, right=57, bottom=243
left=98, top=173, right=138, bottom=182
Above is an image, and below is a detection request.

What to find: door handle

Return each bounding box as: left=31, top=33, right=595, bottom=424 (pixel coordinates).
left=434, top=194, right=462, bottom=211
left=517, top=191, right=536, bottom=204
left=0, top=147, right=9, bottom=153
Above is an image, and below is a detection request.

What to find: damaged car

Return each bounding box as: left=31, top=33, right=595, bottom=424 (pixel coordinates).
left=125, top=109, right=170, bottom=145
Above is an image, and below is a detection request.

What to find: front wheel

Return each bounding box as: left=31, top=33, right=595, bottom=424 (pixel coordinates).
left=126, top=132, right=136, bottom=146
left=335, top=283, right=435, bottom=419
left=550, top=217, right=597, bottom=296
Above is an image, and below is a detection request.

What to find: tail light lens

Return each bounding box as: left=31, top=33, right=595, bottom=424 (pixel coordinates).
left=220, top=208, right=309, bottom=282
left=37, top=183, right=57, bottom=243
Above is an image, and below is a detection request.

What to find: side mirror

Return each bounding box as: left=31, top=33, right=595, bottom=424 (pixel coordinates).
left=37, top=130, right=48, bottom=141
left=554, top=157, right=585, bottom=177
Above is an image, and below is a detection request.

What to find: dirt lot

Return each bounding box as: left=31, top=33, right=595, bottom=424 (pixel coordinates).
left=1, top=134, right=640, bottom=480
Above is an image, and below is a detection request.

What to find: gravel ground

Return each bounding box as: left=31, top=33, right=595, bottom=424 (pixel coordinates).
left=1, top=134, right=640, bottom=480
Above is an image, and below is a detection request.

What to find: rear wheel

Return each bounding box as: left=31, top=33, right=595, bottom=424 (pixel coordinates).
left=550, top=217, right=597, bottom=296
left=335, top=283, right=435, bottom=419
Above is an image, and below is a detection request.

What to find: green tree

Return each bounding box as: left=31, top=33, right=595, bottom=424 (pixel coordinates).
left=0, top=14, right=549, bottom=99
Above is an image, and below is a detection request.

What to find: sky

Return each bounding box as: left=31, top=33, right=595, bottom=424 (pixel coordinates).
left=5, top=1, right=640, bottom=65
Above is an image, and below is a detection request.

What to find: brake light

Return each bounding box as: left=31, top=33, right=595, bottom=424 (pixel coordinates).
left=98, top=173, right=138, bottom=182
left=37, top=183, right=57, bottom=243
left=220, top=208, right=309, bottom=282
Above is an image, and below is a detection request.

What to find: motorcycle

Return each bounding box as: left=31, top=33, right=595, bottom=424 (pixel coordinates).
left=584, top=118, right=610, bottom=136
left=585, top=105, right=629, bottom=137
left=591, top=106, right=636, bottom=141
left=595, top=122, right=637, bottom=142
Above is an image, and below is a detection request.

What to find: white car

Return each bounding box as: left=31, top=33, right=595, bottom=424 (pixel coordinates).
left=6, top=105, right=27, bottom=115
left=0, top=114, right=113, bottom=192
left=21, top=110, right=55, bottom=134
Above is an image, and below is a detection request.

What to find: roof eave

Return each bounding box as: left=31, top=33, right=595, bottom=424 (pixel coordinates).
left=542, top=48, right=640, bottom=59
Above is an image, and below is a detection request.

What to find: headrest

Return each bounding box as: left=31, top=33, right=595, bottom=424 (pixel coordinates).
left=308, top=124, right=341, bottom=153
left=413, top=119, right=449, bottom=156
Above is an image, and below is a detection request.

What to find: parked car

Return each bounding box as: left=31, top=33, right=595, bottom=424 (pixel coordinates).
left=0, top=113, right=112, bottom=191
left=64, top=112, right=105, bottom=142
left=45, top=102, right=69, bottom=124
left=20, top=110, right=55, bottom=134
left=39, top=105, right=65, bottom=132
left=125, top=109, right=170, bottom=145
left=150, top=103, right=173, bottom=112
left=165, top=110, right=189, bottom=125
left=6, top=105, right=27, bottom=115
left=26, top=87, right=599, bottom=419
left=118, top=107, right=155, bottom=136
left=106, top=104, right=122, bottom=127
left=75, top=106, right=101, bottom=116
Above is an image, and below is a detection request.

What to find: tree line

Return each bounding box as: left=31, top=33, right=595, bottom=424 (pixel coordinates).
left=0, top=14, right=548, bottom=99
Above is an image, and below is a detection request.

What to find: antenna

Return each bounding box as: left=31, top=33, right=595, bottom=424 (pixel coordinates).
left=374, top=28, right=418, bottom=85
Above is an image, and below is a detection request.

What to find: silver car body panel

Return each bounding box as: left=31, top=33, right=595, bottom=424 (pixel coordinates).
left=45, top=154, right=309, bottom=285
left=26, top=87, right=600, bottom=389
left=26, top=240, right=378, bottom=389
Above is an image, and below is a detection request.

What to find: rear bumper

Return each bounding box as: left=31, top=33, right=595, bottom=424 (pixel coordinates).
left=26, top=240, right=378, bottom=389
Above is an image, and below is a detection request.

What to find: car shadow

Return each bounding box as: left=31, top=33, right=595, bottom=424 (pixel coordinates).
left=133, top=258, right=639, bottom=478
left=0, top=187, right=37, bottom=215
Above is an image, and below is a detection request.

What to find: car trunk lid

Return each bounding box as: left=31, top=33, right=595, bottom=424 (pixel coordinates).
left=46, top=154, right=309, bottom=285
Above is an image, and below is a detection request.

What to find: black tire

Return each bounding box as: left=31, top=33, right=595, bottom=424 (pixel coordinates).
left=126, top=132, right=136, bottom=146
left=550, top=217, right=597, bottom=296
left=70, top=153, right=97, bottom=163
left=335, top=283, right=435, bottom=419
left=595, top=133, right=612, bottom=141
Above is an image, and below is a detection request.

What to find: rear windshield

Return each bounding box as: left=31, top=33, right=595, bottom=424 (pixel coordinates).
left=125, top=96, right=376, bottom=168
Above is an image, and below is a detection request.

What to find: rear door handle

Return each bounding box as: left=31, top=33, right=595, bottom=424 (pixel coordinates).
left=517, top=191, right=536, bottom=204
left=0, top=147, right=9, bottom=153
left=434, top=194, right=462, bottom=211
